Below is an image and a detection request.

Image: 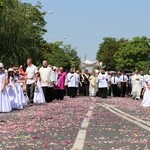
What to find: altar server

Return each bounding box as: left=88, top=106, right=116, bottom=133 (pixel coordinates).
left=97, top=70, right=108, bottom=98
left=66, top=68, right=77, bottom=98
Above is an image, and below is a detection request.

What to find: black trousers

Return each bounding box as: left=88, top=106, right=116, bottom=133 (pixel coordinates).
left=108, top=86, right=112, bottom=96
left=42, top=87, right=54, bottom=103
left=111, top=84, right=118, bottom=97
left=79, top=83, right=84, bottom=96
left=68, top=87, right=76, bottom=98
left=26, top=83, right=35, bottom=104
left=55, top=89, right=65, bottom=100
left=42, top=87, right=50, bottom=102
left=121, top=82, right=126, bottom=97
left=49, top=87, right=54, bottom=102
left=79, top=86, right=83, bottom=96
left=97, top=88, right=108, bottom=98
left=75, top=87, right=78, bottom=96
left=82, top=84, right=89, bottom=96
left=140, top=88, right=144, bottom=99
left=117, top=86, right=121, bottom=97
left=126, top=85, right=132, bottom=96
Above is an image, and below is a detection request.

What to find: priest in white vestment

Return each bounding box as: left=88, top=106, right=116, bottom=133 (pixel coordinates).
left=131, top=70, right=142, bottom=100
left=89, top=70, right=98, bottom=97
left=39, top=60, right=55, bottom=102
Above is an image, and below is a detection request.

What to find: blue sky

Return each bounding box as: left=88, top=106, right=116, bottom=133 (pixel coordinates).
left=21, top=0, right=150, bottom=61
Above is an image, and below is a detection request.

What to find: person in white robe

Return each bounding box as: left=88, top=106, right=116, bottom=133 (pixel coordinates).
left=7, top=68, right=23, bottom=110
left=89, top=70, right=97, bottom=97
left=141, top=81, right=150, bottom=107
left=66, top=68, right=77, bottom=98
left=39, top=60, right=55, bottom=103
left=14, top=70, right=27, bottom=107
left=97, top=70, right=108, bottom=98
left=131, top=70, right=142, bottom=100
left=33, top=72, right=45, bottom=104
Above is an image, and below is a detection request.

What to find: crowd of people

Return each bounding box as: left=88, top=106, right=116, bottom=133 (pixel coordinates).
left=0, top=58, right=150, bottom=113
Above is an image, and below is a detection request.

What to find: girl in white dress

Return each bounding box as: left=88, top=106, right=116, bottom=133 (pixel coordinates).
left=0, top=63, right=12, bottom=112
left=14, top=70, right=27, bottom=107
left=141, top=81, right=150, bottom=108
left=33, top=72, right=45, bottom=104
left=7, top=68, right=23, bottom=110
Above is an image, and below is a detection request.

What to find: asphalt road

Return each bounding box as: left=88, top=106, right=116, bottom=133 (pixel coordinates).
left=0, top=96, right=149, bottom=150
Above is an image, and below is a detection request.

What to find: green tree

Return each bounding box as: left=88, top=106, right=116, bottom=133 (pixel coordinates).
left=42, top=42, right=71, bottom=70
left=0, top=0, right=4, bottom=10
left=63, top=44, right=80, bottom=69
left=0, top=0, right=46, bottom=67
left=114, top=36, right=150, bottom=72
left=41, top=42, right=81, bottom=70
left=96, top=37, right=126, bottom=71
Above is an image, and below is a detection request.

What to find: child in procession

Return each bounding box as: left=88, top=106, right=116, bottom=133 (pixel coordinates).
left=33, top=72, right=45, bottom=104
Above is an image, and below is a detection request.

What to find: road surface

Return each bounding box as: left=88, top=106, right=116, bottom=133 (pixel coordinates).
left=0, top=97, right=149, bottom=150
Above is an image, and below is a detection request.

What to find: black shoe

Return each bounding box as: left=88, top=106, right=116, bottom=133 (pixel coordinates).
left=29, top=103, right=33, bottom=106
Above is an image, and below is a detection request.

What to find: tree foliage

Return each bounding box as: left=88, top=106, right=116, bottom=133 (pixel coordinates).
left=114, top=36, right=150, bottom=71
left=96, top=36, right=150, bottom=72
left=0, top=0, right=80, bottom=69
left=63, top=44, right=80, bottom=69
left=41, top=42, right=80, bottom=70
left=96, top=37, right=126, bottom=71
left=0, top=0, right=46, bottom=67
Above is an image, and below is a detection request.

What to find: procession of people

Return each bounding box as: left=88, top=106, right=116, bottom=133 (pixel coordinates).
left=0, top=58, right=150, bottom=113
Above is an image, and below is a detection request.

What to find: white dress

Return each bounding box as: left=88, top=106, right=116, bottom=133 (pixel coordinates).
left=33, top=80, right=45, bottom=104
left=141, top=88, right=150, bottom=107
left=14, top=75, right=27, bottom=107
left=7, top=77, right=23, bottom=109
left=0, top=72, right=12, bottom=112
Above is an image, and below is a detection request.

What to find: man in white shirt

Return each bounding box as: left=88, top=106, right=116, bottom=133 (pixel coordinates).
left=39, top=60, right=55, bottom=103
left=119, top=72, right=128, bottom=97
left=111, top=72, right=119, bottom=97
left=26, top=58, right=38, bottom=105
